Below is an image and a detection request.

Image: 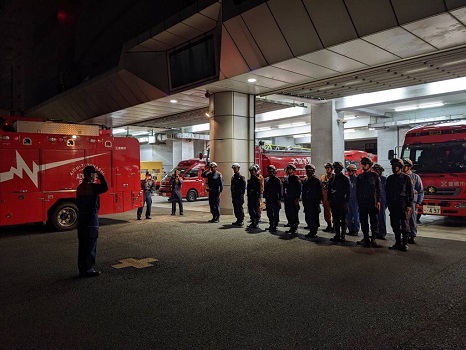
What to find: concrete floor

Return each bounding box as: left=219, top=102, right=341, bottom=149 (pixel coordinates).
left=0, top=195, right=465, bottom=349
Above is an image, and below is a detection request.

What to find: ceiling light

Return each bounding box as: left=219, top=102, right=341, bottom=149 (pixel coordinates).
left=112, top=128, right=127, bottom=134
left=344, top=115, right=356, bottom=120
left=291, top=122, right=306, bottom=127
left=344, top=129, right=356, bottom=133
left=278, top=123, right=292, bottom=128
left=403, top=67, right=429, bottom=74
left=368, top=127, right=375, bottom=131
left=440, top=59, right=466, bottom=67
left=395, top=105, right=419, bottom=112
left=293, top=133, right=311, bottom=138
left=418, top=102, right=444, bottom=109
left=248, top=78, right=257, bottom=83
left=255, top=126, right=272, bottom=132
left=132, top=131, right=150, bottom=136
left=170, top=99, right=177, bottom=103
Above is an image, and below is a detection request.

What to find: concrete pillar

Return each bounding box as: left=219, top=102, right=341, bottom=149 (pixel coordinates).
left=311, top=101, right=345, bottom=176
left=172, top=139, right=194, bottom=166
left=209, top=92, right=255, bottom=215
left=376, top=128, right=399, bottom=171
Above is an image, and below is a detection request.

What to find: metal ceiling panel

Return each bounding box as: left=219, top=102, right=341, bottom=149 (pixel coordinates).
left=403, top=13, right=466, bottom=49
left=299, top=49, right=368, bottom=72
left=231, top=72, right=290, bottom=89
left=223, top=17, right=267, bottom=70
left=273, top=59, right=335, bottom=79
left=117, top=71, right=150, bottom=103
left=135, top=38, right=172, bottom=52
left=451, top=6, right=466, bottom=24
left=182, top=13, right=217, bottom=32
left=253, top=66, right=311, bottom=84
left=391, top=0, right=446, bottom=25
left=329, top=39, right=401, bottom=66
left=363, top=27, right=435, bottom=58
left=200, top=1, right=221, bottom=20
left=344, top=0, right=398, bottom=36
left=240, top=3, right=293, bottom=64
left=302, top=0, right=358, bottom=47
left=153, top=30, right=185, bottom=47
left=267, top=0, right=323, bottom=56
left=167, top=21, right=203, bottom=40
left=109, top=73, right=141, bottom=106
left=219, top=26, right=250, bottom=78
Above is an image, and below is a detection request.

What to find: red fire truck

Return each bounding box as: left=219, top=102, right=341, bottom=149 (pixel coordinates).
left=400, top=121, right=466, bottom=217
left=344, top=150, right=378, bottom=174
left=0, top=117, right=143, bottom=231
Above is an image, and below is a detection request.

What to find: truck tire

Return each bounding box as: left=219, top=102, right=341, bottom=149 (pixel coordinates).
left=51, top=202, right=78, bottom=231
left=186, top=189, right=198, bottom=202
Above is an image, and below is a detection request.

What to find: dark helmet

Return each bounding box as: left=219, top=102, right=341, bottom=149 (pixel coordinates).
left=372, top=163, right=384, bottom=172
left=360, top=156, right=373, bottom=166
left=286, top=163, right=297, bottom=170
left=333, top=161, right=344, bottom=169
left=267, top=164, right=277, bottom=171
left=305, top=164, right=316, bottom=171
left=403, top=158, right=413, bottom=167
left=83, top=165, right=96, bottom=178
left=324, top=162, right=334, bottom=169
left=390, top=158, right=404, bottom=168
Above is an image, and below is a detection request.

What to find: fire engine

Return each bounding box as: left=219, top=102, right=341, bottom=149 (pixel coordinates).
left=400, top=121, right=466, bottom=217
left=0, top=117, right=143, bottom=231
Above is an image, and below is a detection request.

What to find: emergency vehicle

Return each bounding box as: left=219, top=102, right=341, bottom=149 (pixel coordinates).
left=0, top=117, right=143, bottom=231
left=344, top=150, right=378, bottom=174
left=400, top=121, right=466, bottom=217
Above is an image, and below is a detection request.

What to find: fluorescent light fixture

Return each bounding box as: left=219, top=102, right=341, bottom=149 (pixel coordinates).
left=255, top=126, right=272, bottom=132
left=112, top=128, right=127, bottom=134
left=291, top=122, right=306, bottom=127
left=344, top=128, right=356, bottom=133
left=205, top=112, right=211, bottom=117
left=170, top=99, right=177, bottom=103
left=293, top=133, right=311, bottom=138
left=278, top=123, right=292, bottom=128
left=368, top=127, right=375, bottom=131
left=418, top=102, right=444, bottom=109
left=132, top=131, right=150, bottom=136
left=395, top=105, right=419, bottom=112
left=344, top=115, right=356, bottom=120
left=247, top=78, right=257, bottom=83
left=404, top=67, right=428, bottom=74
left=192, top=123, right=209, bottom=132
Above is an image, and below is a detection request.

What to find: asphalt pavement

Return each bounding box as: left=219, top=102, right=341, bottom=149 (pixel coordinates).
left=0, top=195, right=465, bottom=350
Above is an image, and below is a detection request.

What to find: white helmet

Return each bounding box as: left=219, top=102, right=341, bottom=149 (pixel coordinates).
left=231, top=163, right=240, bottom=168
left=210, top=162, right=218, bottom=167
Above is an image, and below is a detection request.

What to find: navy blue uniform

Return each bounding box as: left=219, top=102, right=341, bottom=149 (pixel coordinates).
left=264, top=175, right=282, bottom=231
left=247, top=175, right=262, bottom=226
left=328, top=172, right=350, bottom=239
left=302, top=175, right=322, bottom=235
left=76, top=176, right=108, bottom=275
left=231, top=172, right=246, bottom=224
left=283, top=175, right=301, bottom=233
left=137, top=178, right=156, bottom=219
left=202, top=170, right=224, bottom=220
left=356, top=171, right=381, bottom=242
left=377, top=174, right=387, bottom=237
left=346, top=173, right=360, bottom=235
left=170, top=175, right=183, bottom=214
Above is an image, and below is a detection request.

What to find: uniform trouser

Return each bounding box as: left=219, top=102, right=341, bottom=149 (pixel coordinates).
left=78, top=227, right=98, bottom=273
left=232, top=197, right=244, bottom=223
left=209, top=193, right=220, bottom=219
left=322, top=192, right=332, bottom=226
left=408, top=202, right=418, bottom=238
left=248, top=198, right=260, bottom=225
left=331, top=205, right=348, bottom=238
left=359, top=204, right=379, bottom=239
left=266, top=200, right=280, bottom=229
left=388, top=207, right=410, bottom=245
left=378, top=203, right=387, bottom=236
left=137, top=192, right=152, bottom=218
left=304, top=202, right=320, bottom=234
left=284, top=198, right=299, bottom=231
left=346, top=200, right=360, bottom=234
left=171, top=192, right=183, bottom=214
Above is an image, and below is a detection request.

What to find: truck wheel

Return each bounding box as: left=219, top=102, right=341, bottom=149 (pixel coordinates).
left=51, top=202, right=78, bottom=231
left=186, top=189, right=198, bottom=202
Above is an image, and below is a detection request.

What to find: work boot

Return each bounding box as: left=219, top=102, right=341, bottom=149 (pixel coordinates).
left=304, top=231, right=316, bottom=238
left=269, top=226, right=277, bottom=232
left=389, top=242, right=402, bottom=250
left=330, top=235, right=341, bottom=242
left=371, top=237, right=379, bottom=248
left=408, top=237, right=416, bottom=244
left=323, top=225, right=333, bottom=232
left=171, top=212, right=176, bottom=216
left=284, top=223, right=290, bottom=227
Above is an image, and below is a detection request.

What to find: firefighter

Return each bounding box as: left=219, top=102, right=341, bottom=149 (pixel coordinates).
left=263, top=164, right=282, bottom=233
left=170, top=169, right=183, bottom=215
left=372, top=164, right=387, bottom=239
left=321, top=163, right=334, bottom=232
left=137, top=172, right=156, bottom=220
left=202, top=162, right=224, bottom=223
left=386, top=158, right=414, bottom=252
left=327, top=162, right=350, bottom=242
left=356, top=156, right=381, bottom=247
left=254, top=163, right=265, bottom=223
left=346, top=164, right=360, bottom=236
left=302, top=164, right=322, bottom=238
left=76, top=166, right=108, bottom=278
left=283, top=163, right=301, bottom=235
left=231, top=163, right=246, bottom=226
left=403, top=158, right=424, bottom=244
left=247, top=164, right=262, bottom=229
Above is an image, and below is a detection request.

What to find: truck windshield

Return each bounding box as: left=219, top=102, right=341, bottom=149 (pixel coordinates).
left=402, top=142, right=466, bottom=173
left=166, top=167, right=188, bottom=177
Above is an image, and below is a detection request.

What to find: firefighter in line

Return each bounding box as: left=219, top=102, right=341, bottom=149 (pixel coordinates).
left=346, top=164, right=360, bottom=236
left=230, top=163, right=246, bottom=226
left=301, top=164, right=322, bottom=238
left=283, top=163, right=301, bottom=235
left=403, top=158, right=424, bottom=244
left=170, top=169, right=183, bottom=215
left=327, top=162, right=350, bottom=242
left=372, top=164, right=387, bottom=239
left=355, top=156, right=381, bottom=247
left=321, top=163, right=334, bottom=233
left=76, top=166, right=108, bottom=278
left=202, top=162, right=224, bottom=223
left=137, top=171, right=156, bottom=220
left=263, top=164, right=282, bottom=233
left=386, top=158, right=414, bottom=252
left=246, top=164, right=263, bottom=229
left=254, top=164, right=265, bottom=223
